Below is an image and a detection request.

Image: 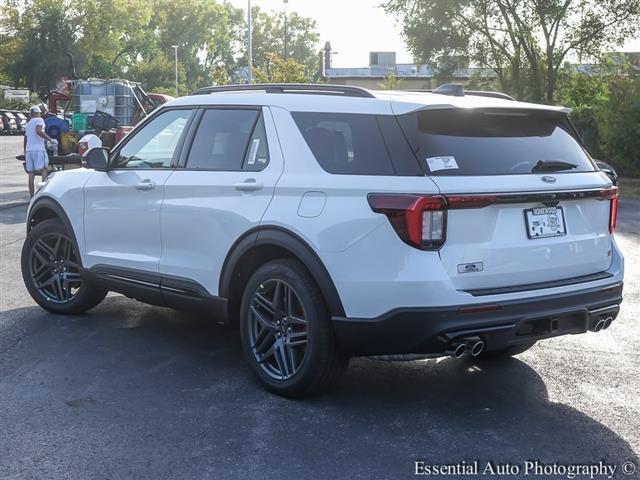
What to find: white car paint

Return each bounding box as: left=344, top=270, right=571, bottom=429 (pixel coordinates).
left=31, top=88, right=624, bottom=320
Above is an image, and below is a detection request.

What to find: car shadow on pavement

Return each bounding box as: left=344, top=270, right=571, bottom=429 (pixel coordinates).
left=1, top=296, right=638, bottom=480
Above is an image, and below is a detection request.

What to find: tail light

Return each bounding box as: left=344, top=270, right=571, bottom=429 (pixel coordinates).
left=600, top=187, right=619, bottom=233
left=609, top=193, right=619, bottom=233
left=368, top=194, right=446, bottom=250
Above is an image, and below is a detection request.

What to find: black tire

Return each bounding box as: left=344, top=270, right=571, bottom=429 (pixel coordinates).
left=21, top=219, right=107, bottom=314
left=478, top=340, right=537, bottom=359
left=239, top=259, right=348, bottom=397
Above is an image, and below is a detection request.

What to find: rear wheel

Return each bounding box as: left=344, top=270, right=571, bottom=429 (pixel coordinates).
left=21, top=219, right=107, bottom=314
left=479, top=340, right=537, bottom=359
left=239, top=259, right=348, bottom=397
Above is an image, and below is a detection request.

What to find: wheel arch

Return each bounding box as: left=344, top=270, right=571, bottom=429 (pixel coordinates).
left=220, top=226, right=346, bottom=325
left=27, top=197, right=82, bottom=260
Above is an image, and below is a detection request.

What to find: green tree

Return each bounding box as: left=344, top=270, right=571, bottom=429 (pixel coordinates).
left=557, top=60, right=640, bottom=175
left=379, top=73, right=404, bottom=90
left=253, top=54, right=310, bottom=83
left=249, top=6, right=320, bottom=79
left=0, top=0, right=79, bottom=94
left=384, top=0, right=640, bottom=102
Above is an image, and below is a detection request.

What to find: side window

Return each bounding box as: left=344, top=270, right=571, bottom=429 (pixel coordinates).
left=292, top=112, right=395, bottom=175
left=186, top=109, right=263, bottom=170
left=242, top=114, right=270, bottom=171
left=113, top=109, right=193, bottom=169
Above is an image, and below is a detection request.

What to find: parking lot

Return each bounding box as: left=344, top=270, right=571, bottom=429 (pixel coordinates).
left=1, top=134, right=639, bottom=479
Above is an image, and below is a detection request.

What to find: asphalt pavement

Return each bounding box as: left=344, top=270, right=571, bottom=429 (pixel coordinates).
left=1, top=135, right=639, bottom=480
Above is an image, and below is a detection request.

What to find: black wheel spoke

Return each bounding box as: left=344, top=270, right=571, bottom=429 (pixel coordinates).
left=287, top=331, right=307, bottom=348
left=253, top=327, right=276, bottom=355
left=29, top=233, right=82, bottom=304
left=248, top=278, right=309, bottom=381
left=254, top=292, right=274, bottom=315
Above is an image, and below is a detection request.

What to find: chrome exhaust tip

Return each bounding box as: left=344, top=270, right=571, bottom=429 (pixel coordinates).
left=593, top=319, right=606, bottom=332
left=602, top=316, right=613, bottom=330
left=445, top=343, right=467, bottom=359
left=470, top=340, right=485, bottom=357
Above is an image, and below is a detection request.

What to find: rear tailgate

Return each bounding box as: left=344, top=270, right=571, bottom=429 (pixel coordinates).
left=432, top=174, right=614, bottom=291
left=394, top=107, right=616, bottom=292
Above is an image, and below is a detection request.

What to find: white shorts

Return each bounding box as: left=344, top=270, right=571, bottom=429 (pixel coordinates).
left=25, top=150, right=49, bottom=172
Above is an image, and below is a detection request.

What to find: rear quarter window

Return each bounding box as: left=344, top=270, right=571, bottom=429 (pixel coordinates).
left=397, top=109, right=595, bottom=176
left=292, top=112, right=396, bottom=175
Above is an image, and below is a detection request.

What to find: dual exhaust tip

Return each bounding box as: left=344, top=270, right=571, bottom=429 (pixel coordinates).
left=592, top=316, right=614, bottom=332
left=446, top=337, right=485, bottom=359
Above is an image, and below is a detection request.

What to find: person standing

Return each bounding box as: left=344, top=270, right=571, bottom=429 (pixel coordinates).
left=24, top=105, right=56, bottom=197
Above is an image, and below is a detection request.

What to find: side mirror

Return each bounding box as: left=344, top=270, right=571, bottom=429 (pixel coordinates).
left=84, top=147, right=110, bottom=171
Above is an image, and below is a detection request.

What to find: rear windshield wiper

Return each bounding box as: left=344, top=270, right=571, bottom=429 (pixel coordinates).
left=531, top=160, right=578, bottom=172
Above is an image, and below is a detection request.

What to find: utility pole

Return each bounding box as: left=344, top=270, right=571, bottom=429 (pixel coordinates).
left=283, top=0, right=289, bottom=60
left=247, top=0, right=253, bottom=83
left=172, top=45, right=178, bottom=97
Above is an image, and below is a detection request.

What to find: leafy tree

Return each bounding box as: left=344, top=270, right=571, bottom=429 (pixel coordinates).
left=253, top=54, right=310, bottom=83
left=379, top=73, right=405, bottom=90
left=384, top=0, right=640, bottom=102
left=0, top=0, right=79, bottom=95
left=249, top=6, right=320, bottom=79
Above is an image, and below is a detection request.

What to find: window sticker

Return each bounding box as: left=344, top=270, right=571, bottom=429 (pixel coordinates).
left=426, top=156, right=459, bottom=171
left=248, top=138, right=261, bottom=165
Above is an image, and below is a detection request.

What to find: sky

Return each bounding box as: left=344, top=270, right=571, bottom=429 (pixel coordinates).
left=229, top=0, right=640, bottom=68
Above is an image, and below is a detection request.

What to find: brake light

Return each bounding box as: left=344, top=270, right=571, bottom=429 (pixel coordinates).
left=368, top=194, right=446, bottom=249
left=609, top=194, right=619, bottom=233
left=599, top=187, right=618, bottom=233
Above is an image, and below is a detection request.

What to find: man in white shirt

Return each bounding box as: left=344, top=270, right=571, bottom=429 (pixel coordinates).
left=24, top=105, right=56, bottom=197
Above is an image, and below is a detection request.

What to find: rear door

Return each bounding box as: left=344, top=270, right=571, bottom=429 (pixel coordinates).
left=159, top=106, right=283, bottom=295
left=395, top=108, right=615, bottom=291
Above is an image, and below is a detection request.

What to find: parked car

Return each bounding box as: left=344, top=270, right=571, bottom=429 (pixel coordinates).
left=13, top=111, right=28, bottom=134
left=21, top=83, right=623, bottom=397
left=0, top=110, right=18, bottom=134
left=594, top=160, right=618, bottom=185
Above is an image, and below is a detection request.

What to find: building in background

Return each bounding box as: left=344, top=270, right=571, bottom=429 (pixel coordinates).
left=319, top=42, right=496, bottom=89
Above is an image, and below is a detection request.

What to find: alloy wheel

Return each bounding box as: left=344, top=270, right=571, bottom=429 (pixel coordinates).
left=29, top=233, right=82, bottom=304
left=248, top=279, right=309, bottom=380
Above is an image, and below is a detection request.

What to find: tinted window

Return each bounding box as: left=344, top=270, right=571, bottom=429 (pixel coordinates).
left=113, top=109, right=192, bottom=169
left=397, top=109, right=594, bottom=176
left=292, top=112, right=395, bottom=175
left=186, top=109, right=259, bottom=170
left=242, top=114, right=270, bottom=171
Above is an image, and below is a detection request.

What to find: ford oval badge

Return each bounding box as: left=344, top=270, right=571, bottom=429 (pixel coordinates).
left=542, top=176, right=557, bottom=183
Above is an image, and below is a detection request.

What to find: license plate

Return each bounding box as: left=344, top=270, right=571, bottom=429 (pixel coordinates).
left=524, top=206, right=567, bottom=239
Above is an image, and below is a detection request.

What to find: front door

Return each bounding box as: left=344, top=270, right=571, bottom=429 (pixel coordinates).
left=83, top=108, right=195, bottom=272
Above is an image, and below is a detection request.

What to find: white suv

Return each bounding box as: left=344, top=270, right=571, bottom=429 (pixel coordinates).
left=21, top=83, right=624, bottom=397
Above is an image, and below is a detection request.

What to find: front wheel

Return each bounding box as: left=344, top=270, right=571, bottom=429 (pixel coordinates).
left=21, top=219, right=107, bottom=314
left=239, top=259, right=348, bottom=397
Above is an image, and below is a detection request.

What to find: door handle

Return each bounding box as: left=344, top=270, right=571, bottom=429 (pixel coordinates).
left=234, top=179, right=263, bottom=192
left=135, top=179, right=156, bottom=191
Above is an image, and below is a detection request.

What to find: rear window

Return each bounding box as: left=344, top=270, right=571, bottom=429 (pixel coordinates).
left=292, top=112, right=395, bottom=175
left=396, top=109, right=595, bottom=175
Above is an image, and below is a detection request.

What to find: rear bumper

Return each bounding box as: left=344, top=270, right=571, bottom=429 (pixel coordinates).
left=331, top=282, right=623, bottom=356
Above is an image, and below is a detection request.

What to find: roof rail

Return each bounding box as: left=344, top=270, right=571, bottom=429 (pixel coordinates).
left=407, top=84, right=516, bottom=101
left=190, top=83, right=375, bottom=98
left=466, top=90, right=515, bottom=101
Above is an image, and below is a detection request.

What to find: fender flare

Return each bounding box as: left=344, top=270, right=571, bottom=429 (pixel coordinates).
left=219, top=226, right=346, bottom=318
left=27, top=196, right=75, bottom=233
left=27, top=196, right=83, bottom=261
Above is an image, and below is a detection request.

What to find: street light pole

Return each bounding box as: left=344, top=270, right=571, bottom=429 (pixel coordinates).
left=171, top=45, right=178, bottom=97
left=283, top=0, right=289, bottom=61
left=247, top=0, right=253, bottom=83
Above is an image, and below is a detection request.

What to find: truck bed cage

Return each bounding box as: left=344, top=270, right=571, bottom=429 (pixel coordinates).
left=190, top=83, right=376, bottom=98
